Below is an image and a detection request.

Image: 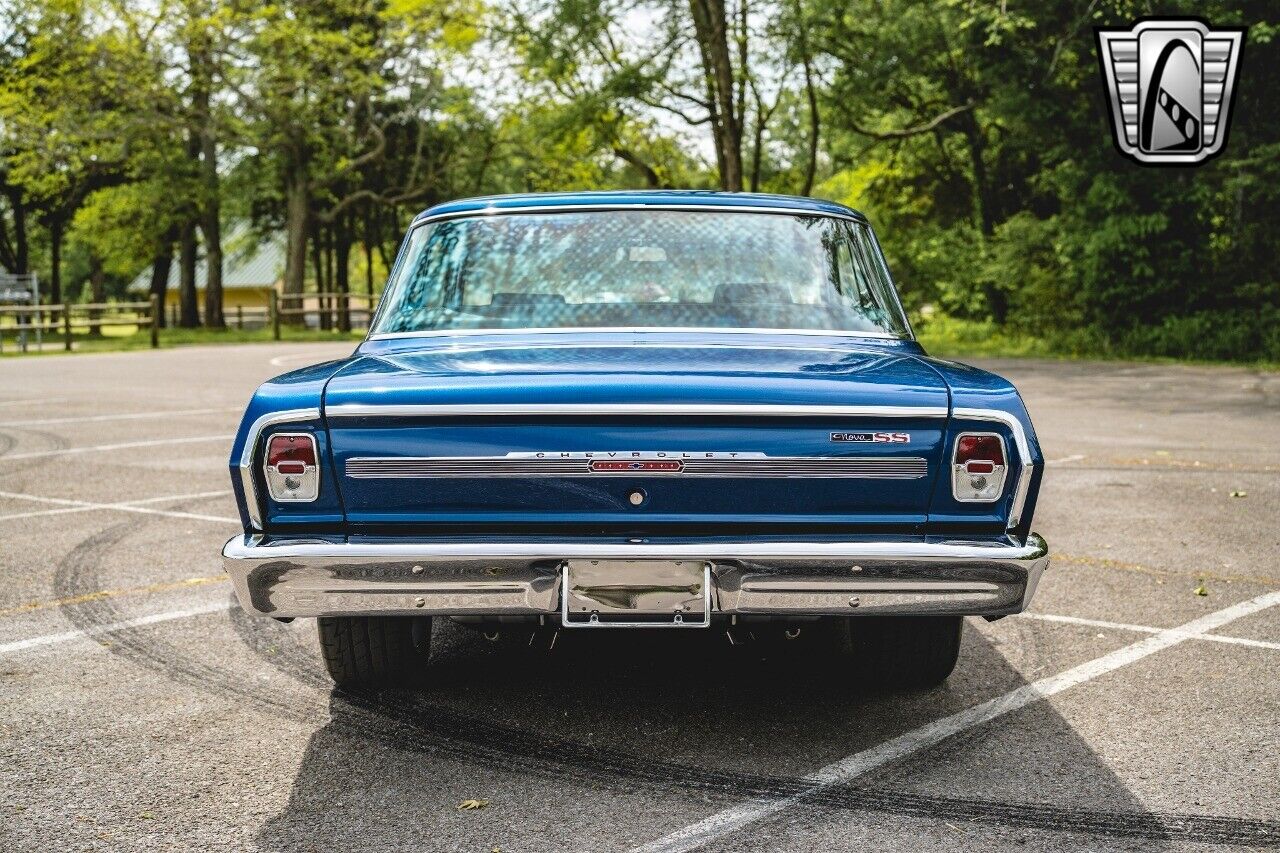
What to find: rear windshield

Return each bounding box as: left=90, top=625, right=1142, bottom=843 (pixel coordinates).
left=371, top=209, right=911, bottom=337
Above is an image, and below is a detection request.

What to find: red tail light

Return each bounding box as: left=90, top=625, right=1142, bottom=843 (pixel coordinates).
left=952, top=432, right=1008, bottom=502
left=263, top=433, right=319, bottom=502
left=955, top=434, right=1005, bottom=467
left=267, top=435, right=317, bottom=474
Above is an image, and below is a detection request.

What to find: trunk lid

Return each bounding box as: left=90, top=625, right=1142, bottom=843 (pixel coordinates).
left=324, top=337, right=949, bottom=532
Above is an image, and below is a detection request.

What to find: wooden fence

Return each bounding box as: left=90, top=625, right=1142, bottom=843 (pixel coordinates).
left=268, top=292, right=379, bottom=340
left=0, top=296, right=160, bottom=353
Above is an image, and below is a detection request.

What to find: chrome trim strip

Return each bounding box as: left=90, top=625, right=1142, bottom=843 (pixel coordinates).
left=345, top=454, right=928, bottom=479
left=951, top=407, right=1035, bottom=529
left=367, top=326, right=905, bottom=342
left=237, top=408, right=321, bottom=530
left=326, top=403, right=949, bottom=419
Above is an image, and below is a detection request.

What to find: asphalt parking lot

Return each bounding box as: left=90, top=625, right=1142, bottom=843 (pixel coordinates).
left=1, top=343, right=1277, bottom=852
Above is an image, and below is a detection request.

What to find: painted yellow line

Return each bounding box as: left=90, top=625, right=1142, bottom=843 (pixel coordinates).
left=0, top=575, right=227, bottom=618
left=1055, top=551, right=1280, bottom=588
left=1064, top=456, right=1279, bottom=473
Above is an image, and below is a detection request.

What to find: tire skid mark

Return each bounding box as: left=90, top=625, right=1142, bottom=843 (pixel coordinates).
left=51, top=522, right=1280, bottom=847
left=0, top=426, right=71, bottom=477
left=237, top=616, right=1279, bottom=847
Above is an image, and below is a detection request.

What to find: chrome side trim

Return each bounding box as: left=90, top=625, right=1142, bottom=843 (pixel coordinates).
left=237, top=408, right=321, bottom=530
left=345, top=453, right=928, bottom=479
left=951, top=407, right=1035, bottom=529
left=367, top=326, right=904, bottom=342
left=326, top=403, right=949, bottom=419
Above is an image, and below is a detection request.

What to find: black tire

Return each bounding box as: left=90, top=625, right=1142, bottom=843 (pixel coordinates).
left=316, top=615, right=432, bottom=688
left=831, top=614, right=963, bottom=689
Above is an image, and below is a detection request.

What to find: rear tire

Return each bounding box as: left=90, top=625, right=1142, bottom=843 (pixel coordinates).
left=831, top=614, right=963, bottom=689
left=316, top=615, right=432, bottom=688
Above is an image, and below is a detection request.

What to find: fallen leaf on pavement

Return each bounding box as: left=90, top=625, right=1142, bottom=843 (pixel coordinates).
left=1229, top=490, right=1247, bottom=498
left=457, top=799, right=489, bottom=811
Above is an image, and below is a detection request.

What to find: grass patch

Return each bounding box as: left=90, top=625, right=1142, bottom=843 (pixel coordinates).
left=916, top=314, right=1280, bottom=370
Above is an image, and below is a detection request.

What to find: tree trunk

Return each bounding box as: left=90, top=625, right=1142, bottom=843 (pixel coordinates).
left=335, top=215, right=352, bottom=332
left=959, top=110, right=994, bottom=237
left=311, top=219, right=329, bottom=331
left=191, top=29, right=224, bottom=330
left=689, top=0, right=743, bottom=191
left=281, top=169, right=309, bottom=325
left=49, top=219, right=64, bottom=306
left=149, top=229, right=175, bottom=329
left=749, top=88, right=765, bottom=192
left=199, top=138, right=224, bottom=328
left=88, top=252, right=105, bottom=336
left=796, top=3, right=820, bottom=197
left=0, top=186, right=29, bottom=274
left=178, top=218, right=200, bottom=327
left=364, top=237, right=375, bottom=297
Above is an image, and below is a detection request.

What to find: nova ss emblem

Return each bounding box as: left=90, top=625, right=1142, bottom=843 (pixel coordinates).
left=590, top=460, right=684, bottom=473
left=831, top=432, right=910, bottom=443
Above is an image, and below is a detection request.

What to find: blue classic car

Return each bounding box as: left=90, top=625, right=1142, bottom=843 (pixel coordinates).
left=222, top=191, right=1048, bottom=688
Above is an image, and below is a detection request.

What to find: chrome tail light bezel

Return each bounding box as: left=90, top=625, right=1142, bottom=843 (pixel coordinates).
left=263, top=432, right=321, bottom=503
left=951, top=431, right=1008, bottom=503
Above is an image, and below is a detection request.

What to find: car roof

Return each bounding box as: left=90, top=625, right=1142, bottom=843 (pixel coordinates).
left=414, top=190, right=868, bottom=223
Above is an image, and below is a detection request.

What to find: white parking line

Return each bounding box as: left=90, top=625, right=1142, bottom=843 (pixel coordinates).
left=1017, top=610, right=1280, bottom=651
left=0, top=397, right=70, bottom=408
left=0, top=601, right=230, bottom=656
left=630, top=590, right=1280, bottom=853
left=0, top=406, right=239, bottom=428
left=0, top=489, right=239, bottom=524
left=0, top=434, right=229, bottom=460
left=1045, top=453, right=1086, bottom=465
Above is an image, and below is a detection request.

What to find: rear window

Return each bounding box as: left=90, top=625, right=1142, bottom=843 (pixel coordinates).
left=371, top=209, right=911, bottom=337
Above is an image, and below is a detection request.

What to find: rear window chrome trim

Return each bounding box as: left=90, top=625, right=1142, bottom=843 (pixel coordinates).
left=366, top=326, right=906, bottom=342
left=412, top=202, right=868, bottom=227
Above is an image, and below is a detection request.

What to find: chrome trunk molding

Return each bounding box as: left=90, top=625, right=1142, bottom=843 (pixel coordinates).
left=344, top=453, right=929, bottom=479
left=325, top=403, right=949, bottom=419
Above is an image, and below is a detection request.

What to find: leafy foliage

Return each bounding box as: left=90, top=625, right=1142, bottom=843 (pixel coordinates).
left=0, top=0, right=1275, bottom=359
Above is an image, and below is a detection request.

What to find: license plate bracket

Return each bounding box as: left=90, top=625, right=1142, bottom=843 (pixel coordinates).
left=560, top=560, right=712, bottom=628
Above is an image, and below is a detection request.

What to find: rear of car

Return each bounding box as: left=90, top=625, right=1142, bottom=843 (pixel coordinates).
left=223, top=193, right=1047, bottom=689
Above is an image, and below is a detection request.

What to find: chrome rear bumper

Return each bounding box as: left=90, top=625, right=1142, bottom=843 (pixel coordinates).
left=222, top=534, right=1048, bottom=620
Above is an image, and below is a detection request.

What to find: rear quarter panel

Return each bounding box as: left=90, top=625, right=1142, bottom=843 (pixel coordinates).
left=229, top=358, right=352, bottom=531
left=917, top=357, right=1044, bottom=541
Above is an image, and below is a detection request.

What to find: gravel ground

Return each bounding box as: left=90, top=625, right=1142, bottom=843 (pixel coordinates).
left=1, top=344, right=1277, bottom=852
